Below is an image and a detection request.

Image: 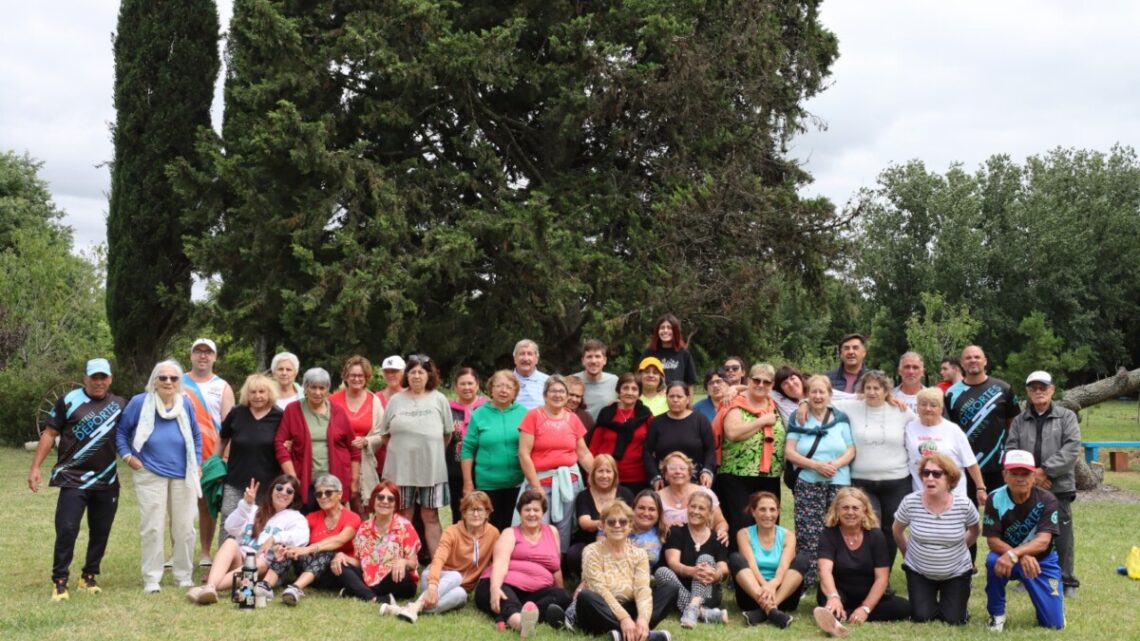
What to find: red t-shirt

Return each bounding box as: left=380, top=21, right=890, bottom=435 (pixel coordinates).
left=587, top=407, right=648, bottom=483
left=329, top=390, right=375, bottom=438
left=519, top=408, right=586, bottom=474
left=306, top=507, right=362, bottom=556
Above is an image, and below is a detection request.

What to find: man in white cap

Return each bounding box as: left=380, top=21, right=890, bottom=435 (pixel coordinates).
left=183, top=338, right=234, bottom=565
left=982, top=449, right=1065, bottom=631
left=28, top=358, right=127, bottom=601
left=1006, top=370, right=1082, bottom=598
left=512, top=339, right=548, bottom=410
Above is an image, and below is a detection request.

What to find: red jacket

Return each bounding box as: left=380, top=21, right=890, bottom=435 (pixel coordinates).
left=275, top=401, right=359, bottom=503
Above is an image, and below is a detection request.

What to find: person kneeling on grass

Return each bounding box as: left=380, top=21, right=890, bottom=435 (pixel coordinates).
left=261, top=474, right=361, bottom=606
left=188, top=475, right=308, bottom=604
left=547, top=500, right=677, bottom=641
left=383, top=491, right=500, bottom=622
left=982, top=449, right=1065, bottom=632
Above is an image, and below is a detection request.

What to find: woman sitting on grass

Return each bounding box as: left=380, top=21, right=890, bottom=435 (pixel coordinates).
left=187, top=474, right=308, bottom=604
left=729, top=491, right=806, bottom=629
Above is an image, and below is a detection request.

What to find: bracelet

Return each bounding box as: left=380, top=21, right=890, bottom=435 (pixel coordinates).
left=826, top=593, right=840, bottom=600
left=860, top=605, right=872, bottom=615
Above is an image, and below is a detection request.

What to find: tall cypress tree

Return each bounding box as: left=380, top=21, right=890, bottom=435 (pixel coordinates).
left=107, top=0, right=219, bottom=387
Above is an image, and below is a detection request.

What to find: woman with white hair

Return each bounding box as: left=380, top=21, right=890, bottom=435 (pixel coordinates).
left=275, top=367, right=360, bottom=513
left=271, top=352, right=302, bottom=409
left=115, top=359, right=203, bottom=593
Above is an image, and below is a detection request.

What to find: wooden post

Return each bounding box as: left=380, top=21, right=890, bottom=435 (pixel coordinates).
left=1108, top=451, right=1129, bottom=472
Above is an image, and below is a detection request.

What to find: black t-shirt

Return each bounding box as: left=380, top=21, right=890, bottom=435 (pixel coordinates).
left=642, top=347, right=697, bottom=386
left=664, top=524, right=728, bottom=568
left=945, top=377, right=1018, bottom=474
left=817, top=527, right=890, bottom=602
left=983, top=485, right=1060, bottom=557
left=46, top=389, right=127, bottom=490
left=643, top=412, right=716, bottom=481
left=571, top=486, right=636, bottom=545
left=220, top=405, right=283, bottom=490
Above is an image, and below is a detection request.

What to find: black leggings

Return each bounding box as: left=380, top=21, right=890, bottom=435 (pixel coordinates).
left=575, top=586, right=678, bottom=634
left=474, top=578, right=571, bottom=624
left=728, top=551, right=808, bottom=612
left=336, top=564, right=417, bottom=601
left=484, top=488, right=520, bottom=533
left=852, top=476, right=911, bottom=570
left=904, top=566, right=971, bottom=625
left=816, top=587, right=911, bottom=622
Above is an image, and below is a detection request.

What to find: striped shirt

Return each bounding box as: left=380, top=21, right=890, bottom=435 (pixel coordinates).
left=894, top=492, right=978, bottom=580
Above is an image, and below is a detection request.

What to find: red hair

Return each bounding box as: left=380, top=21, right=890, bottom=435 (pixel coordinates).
left=649, top=314, right=688, bottom=350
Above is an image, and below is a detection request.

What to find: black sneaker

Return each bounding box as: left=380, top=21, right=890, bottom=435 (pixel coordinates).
left=51, top=579, right=69, bottom=602
left=546, top=603, right=566, bottom=630
left=766, top=608, right=793, bottom=629
left=741, top=609, right=767, bottom=626
left=78, top=574, right=101, bottom=595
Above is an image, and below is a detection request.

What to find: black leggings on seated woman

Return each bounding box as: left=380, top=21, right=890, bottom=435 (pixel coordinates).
left=474, top=578, right=571, bottom=623
left=337, top=564, right=417, bottom=601
left=816, top=587, right=911, bottom=622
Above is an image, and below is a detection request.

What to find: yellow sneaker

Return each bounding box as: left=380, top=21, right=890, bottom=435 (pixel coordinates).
left=52, top=580, right=69, bottom=602
left=79, top=574, right=101, bottom=595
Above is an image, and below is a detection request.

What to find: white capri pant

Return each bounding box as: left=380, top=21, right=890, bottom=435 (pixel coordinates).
left=133, top=467, right=198, bottom=587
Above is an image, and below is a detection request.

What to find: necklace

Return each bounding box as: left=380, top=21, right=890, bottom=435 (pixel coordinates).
left=689, top=526, right=711, bottom=550
left=841, top=529, right=863, bottom=549
left=664, top=486, right=685, bottom=509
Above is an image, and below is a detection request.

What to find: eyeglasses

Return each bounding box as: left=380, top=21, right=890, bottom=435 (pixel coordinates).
left=920, top=469, right=945, bottom=479
left=345, top=373, right=367, bottom=380
left=750, top=378, right=774, bottom=386
left=274, top=484, right=296, bottom=495
left=605, top=518, right=629, bottom=527
left=406, top=353, right=431, bottom=365
left=665, top=464, right=689, bottom=473
left=314, top=489, right=340, bottom=499
left=465, top=507, right=488, bottom=514
left=375, top=494, right=397, bottom=503
left=156, top=375, right=179, bottom=383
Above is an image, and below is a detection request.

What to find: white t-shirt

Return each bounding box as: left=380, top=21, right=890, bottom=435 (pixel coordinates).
left=903, top=418, right=978, bottom=499
left=892, top=386, right=923, bottom=414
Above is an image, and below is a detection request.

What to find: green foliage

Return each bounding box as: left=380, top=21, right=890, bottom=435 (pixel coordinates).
left=852, top=146, right=1140, bottom=382
left=995, top=311, right=1091, bottom=394
left=903, top=291, right=981, bottom=374
left=0, top=151, right=71, bottom=250
left=0, top=228, right=112, bottom=445
left=106, top=0, right=220, bottom=389
left=173, top=0, right=846, bottom=377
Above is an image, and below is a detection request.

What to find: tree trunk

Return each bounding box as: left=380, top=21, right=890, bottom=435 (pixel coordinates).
left=1057, top=367, right=1140, bottom=490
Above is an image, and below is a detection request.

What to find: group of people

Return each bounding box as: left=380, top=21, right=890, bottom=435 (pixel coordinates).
left=29, top=319, right=1082, bottom=637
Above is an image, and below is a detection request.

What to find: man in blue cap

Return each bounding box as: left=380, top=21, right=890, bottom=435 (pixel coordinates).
left=28, top=358, right=127, bottom=601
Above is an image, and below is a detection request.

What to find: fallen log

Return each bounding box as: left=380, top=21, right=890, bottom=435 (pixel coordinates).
left=1058, top=367, right=1140, bottom=490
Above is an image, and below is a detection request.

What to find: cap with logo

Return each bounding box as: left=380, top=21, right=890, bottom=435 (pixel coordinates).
left=1003, top=449, right=1036, bottom=471
left=191, top=338, right=218, bottom=353
left=381, top=355, right=406, bottom=371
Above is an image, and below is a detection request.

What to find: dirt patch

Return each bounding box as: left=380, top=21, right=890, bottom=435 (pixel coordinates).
left=1079, top=484, right=1140, bottom=502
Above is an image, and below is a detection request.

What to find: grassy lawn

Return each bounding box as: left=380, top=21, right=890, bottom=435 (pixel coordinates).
left=4, top=446, right=1140, bottom=641
left=1079, top=399, right=1140, bottom=443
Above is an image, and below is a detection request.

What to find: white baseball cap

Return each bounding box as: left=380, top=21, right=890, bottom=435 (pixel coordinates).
left=86, top=358, right=112, bottom=376
left=381, top=355, right=406, bottom=371
left=1025, top=370, right=1053, bottom=386
left=191, top=338, right=217, bottom=353
left=1003, top=449, right=1036, bottom=471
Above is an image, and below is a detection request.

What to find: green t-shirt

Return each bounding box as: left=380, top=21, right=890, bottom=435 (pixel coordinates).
left=302, top=401, right=330, bottom=475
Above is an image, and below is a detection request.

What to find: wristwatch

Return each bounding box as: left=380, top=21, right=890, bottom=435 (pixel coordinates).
left=1007, top=550, right=1019, bottom=563
left=860, top=606, right=871, bottom=615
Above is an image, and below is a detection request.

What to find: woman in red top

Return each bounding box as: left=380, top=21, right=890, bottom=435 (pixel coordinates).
left=329, top=355, right=384, bottom=516
left=590, top=373, right=654, bottom=494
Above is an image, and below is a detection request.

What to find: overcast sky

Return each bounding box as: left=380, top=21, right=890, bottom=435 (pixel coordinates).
left=3, top=1, right=1138, bottom=251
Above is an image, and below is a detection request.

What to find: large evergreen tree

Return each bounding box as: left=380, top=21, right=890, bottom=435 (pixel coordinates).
left=107, top=0, right=219, bottom=387
left=177, top=0, right=843, bottom=375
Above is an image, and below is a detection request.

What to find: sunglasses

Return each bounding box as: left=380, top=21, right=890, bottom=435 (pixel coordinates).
left=314, top=489, right=340, bottom=499
left=605, top=518, right=629, bottom=527
left=155, top=375, right=179, bottom=383
left=374, top=494, right=397, bottom=503
left=274, top=484, right=296, bottom=495
left=406, top=353, right=431, bottom=365
left=920, top=469, right=945, bottom=479
left=750, top=377, right=774, bottom=386
left=724, top=364, right=742, bottom=371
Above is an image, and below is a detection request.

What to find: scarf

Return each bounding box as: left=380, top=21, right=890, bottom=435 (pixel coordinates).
left=593, top=400, right=654, bottom=461
left=133, top=392, right=202, bottom=498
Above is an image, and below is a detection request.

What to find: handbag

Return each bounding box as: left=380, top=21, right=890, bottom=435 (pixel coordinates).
left=782, top=409, right=830, bottom=490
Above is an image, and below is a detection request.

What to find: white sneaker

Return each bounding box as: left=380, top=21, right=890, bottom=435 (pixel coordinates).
left=144, top=583, right=162, bottom=594
left=282, top=584, right=303, bottom=606
left=988, top=614, right=1006, bottom=632
left=520, top=601, right=539, bottom=639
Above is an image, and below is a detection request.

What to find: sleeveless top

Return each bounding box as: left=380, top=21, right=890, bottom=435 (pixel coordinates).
left=484, top=524, right=561, bottom=592
left=745, top=524, right=789, bottom=581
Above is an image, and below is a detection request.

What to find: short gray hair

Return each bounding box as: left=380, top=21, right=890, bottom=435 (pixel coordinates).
left=302, top=367, right=331, bottom=389
left=513, top=339, right=539, bottom=358
left=314, top=474, right=342, bottom=492
left=898, top=351, right=924, bottom=368
left=145, top=359, right=184, bottom=394
left=544, top=374, right=568, bottom=395
left=271, top=351, right=300, bottom=372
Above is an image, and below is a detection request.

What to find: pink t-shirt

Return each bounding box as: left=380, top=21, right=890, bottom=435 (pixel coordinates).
left=482, top=525, right=561, bottom=592
left=519, top=408, right=586, bottom=473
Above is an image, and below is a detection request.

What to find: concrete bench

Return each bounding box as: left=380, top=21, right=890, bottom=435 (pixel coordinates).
left=1082, top=441, right=1140, bottom=462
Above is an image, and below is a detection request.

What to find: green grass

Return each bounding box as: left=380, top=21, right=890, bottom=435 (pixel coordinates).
left=4, top=447, right=1140, bottom=641
left=1079, top=399, right=1140, bottom=443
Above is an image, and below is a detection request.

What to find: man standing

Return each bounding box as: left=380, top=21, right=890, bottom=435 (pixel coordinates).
left=183, top=338, right=234, bottom=565
left=512, top=338, right=549, bottom=410
left=945, top=345, right=1018, bottom=506
left=574, top=339, right=617, bottom=419
left=826, top=333, right=868, bottom=393
left=937, top=357, right=964, bottom=392
left=893, top=351, right=926, bottom=412
left=983, top=450, right=1065, bottom=631
left=28, top=358, right=127, bottom=601
left=1006, top=371, right=1082, bottom=598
